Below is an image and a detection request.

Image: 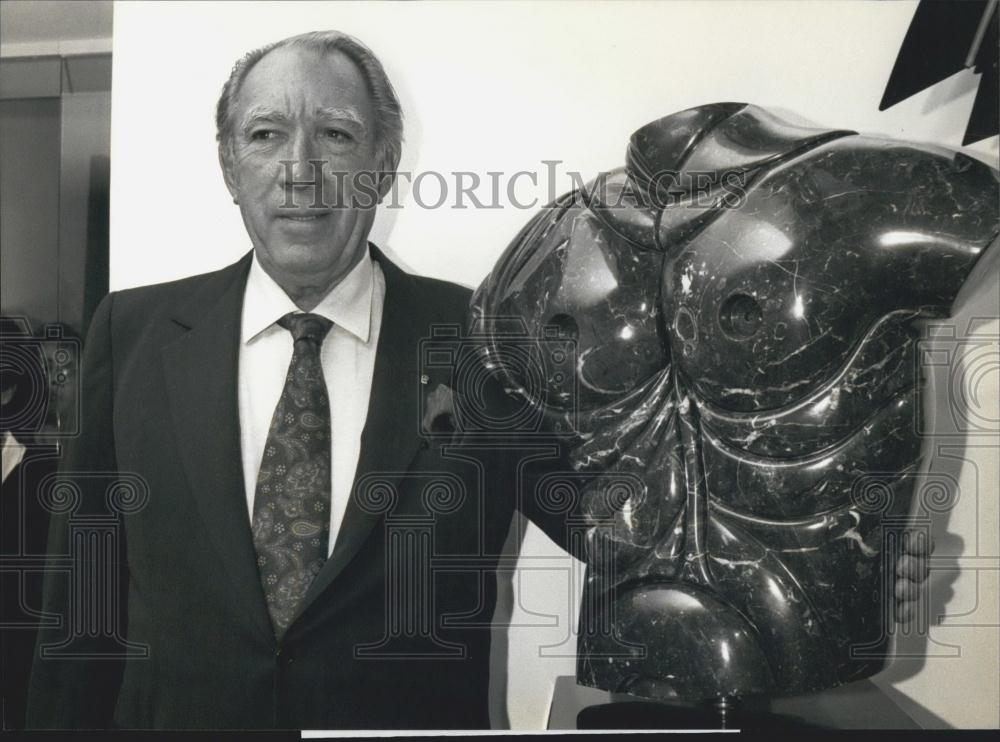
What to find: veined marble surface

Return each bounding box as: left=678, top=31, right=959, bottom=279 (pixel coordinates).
left=471, top=103, right=999, bottom=700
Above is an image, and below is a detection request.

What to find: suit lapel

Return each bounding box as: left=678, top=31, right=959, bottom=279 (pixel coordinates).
left=160, top=252, right=276, bottom=645
left=158, top=247, right=434, bottom=635
left=297, top=246, right=428, bottom=613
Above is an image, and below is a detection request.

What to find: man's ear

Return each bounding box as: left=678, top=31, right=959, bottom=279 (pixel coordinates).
left=374, top=155, right=395, bottom=203
left=218, top=142, right=239, bottom=201
left=376, top=171, right=395, bottom=204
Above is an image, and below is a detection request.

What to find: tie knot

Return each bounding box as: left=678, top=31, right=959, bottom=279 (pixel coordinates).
left=277, top=313, right=333, bottom=344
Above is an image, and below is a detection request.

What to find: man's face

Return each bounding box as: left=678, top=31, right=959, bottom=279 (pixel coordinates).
left=221, top=47, right=383, bottom=286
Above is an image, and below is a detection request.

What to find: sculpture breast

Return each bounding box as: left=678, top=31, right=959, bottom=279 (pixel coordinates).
left=471, top=103, right=998, bottom=699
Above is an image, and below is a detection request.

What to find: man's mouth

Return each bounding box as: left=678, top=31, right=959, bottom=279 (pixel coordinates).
left=278, top=211, right=331, bottom=222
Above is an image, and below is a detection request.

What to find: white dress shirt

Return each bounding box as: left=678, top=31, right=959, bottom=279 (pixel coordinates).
left=1, top=430, right=26, bottom=483
left=238, top=248, right=385, bottom=554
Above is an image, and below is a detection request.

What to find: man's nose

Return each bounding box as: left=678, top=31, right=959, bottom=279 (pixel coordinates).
left=280, top=131, right=324, bottom=189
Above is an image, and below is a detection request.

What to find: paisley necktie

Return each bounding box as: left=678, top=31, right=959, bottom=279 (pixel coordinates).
left=251, top=312, right=333, bottom=639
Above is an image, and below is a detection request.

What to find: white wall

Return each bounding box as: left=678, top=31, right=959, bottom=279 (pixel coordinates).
left=110, top=0, right=999, bottom=729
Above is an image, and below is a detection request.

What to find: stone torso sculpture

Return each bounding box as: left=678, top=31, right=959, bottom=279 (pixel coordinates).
left=471, top=104, right=998, bottom=700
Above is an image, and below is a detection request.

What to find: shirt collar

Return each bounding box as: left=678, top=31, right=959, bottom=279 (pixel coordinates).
left=242, top=246, right=375, bottom=344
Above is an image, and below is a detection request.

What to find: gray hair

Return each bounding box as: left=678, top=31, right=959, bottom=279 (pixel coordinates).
left=215, top=30, right=403, bottom=178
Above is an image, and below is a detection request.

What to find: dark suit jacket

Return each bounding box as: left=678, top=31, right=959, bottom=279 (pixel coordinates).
left=26, top=247, right=569, bottom=730
left=2, top=441, right=58, bottom=730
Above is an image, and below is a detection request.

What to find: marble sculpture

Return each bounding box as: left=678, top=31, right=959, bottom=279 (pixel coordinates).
left=470, top=103, right=999, bottom=700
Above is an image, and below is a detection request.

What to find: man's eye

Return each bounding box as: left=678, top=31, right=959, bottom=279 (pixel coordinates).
left=250, top=130, right=277, bottom=141
left=325, top=129, right=353, bottom=142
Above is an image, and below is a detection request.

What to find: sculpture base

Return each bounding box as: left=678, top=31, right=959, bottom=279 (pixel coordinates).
left=576, top=698, right=821, bottom=730
left=548, top=676, right=923, bottom=730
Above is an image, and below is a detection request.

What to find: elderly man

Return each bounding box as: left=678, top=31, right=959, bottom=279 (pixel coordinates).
left=26, top=30, right=930, bottom=730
